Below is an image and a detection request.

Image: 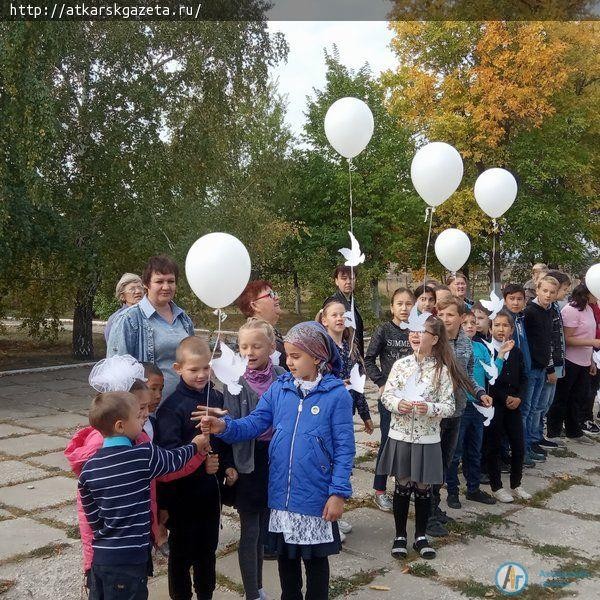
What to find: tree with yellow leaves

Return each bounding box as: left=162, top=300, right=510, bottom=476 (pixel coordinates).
left=384, top=21, right=599, bottom=281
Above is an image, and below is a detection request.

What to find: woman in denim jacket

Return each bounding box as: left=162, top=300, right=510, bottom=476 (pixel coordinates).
left=107, top=255, right=195, bottom=401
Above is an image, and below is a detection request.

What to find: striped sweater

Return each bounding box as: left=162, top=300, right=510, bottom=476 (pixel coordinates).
left=79, top=441, right=195, bottom=565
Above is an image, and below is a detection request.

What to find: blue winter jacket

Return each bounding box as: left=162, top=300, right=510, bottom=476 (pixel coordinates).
left=217, top=372, right=355, bottom=518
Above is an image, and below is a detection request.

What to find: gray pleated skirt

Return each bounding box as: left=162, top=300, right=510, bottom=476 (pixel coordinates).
left=376, top=438, right=444, bottom=484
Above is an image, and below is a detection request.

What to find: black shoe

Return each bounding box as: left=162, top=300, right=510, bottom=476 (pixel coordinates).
left=480, top=472, right=490, bottom=484
left=466, top=489, right=497, bottom=505
left=446, top=493, right=462, bottom=509
left=435, top=506, right=455, bottom=523
left=538, top=438, right=559, bottom=448
left=426, top=517, right=448, bottom=537
left=531, top=444, right=548, bottom=456
left=391, top=536, right=408, bottom=559
left=413, top=536, right=436, bottom=559
left=500, top=461, right=511, bottom=473
left=582, top=420, right=600, bottom=435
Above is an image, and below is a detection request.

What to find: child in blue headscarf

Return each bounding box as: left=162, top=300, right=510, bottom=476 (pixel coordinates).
left=200, top=321, right=355, bottom=600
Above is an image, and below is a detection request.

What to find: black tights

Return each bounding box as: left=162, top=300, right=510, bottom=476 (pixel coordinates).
left=393, top=479, right=432, bottom=539
left=277, top=555, right=329, bottom=600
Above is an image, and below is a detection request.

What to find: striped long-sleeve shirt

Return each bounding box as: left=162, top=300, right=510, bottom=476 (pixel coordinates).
left=78, top=441, right=195, bottom=565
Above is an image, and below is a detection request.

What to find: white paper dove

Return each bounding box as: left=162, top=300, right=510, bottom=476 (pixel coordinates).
left=474, top=403, right=495, bottom=426
left=593, top=349, right=600, bottom=370
left=479, top=339, right=499, bottom=385
left=480, top=290, right=504, bottom=320
left=394, top=372, right=428, bottom=404
left=344, top=298, right=357, bottom=329
left=400, top=306, right=431, bottom=333
left=210, top=342, right=248, bottom=395
left=89, top=355, right=146, bottom=393
left=345, top=363, right=366, bottom=394
left=270, top=349, right=282, bottom=366
left=339, top=231, right=365, bottom=267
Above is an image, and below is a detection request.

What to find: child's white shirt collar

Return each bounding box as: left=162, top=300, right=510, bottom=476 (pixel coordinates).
left=294, top=373, right=322, bottom=394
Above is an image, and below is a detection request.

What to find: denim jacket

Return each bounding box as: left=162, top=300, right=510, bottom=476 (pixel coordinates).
left=106, top=297, right=195, bottom=363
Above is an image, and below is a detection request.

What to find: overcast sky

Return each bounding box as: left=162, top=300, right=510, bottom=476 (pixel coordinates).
left=267, top=21, right=397, bottom=138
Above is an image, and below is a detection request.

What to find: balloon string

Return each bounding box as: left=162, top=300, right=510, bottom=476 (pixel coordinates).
left=491, top=219, right=498, bottom=293
left=423, top=207, right=434, bottom=290
left=206, top=309, right=223, bottom=416
left=347, top=158, right=356, bottom=357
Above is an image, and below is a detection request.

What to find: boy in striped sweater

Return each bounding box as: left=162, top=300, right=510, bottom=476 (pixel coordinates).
left=79, top=391, right=209, bottom=600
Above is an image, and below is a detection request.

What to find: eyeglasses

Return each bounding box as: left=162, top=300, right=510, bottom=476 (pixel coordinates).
left=123, top=285, right=144, bottom=294
left=255, top=290, right=279, bottom=301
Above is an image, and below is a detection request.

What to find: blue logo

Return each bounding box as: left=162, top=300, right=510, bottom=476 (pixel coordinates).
left=495, top=562, right=528, bottom=595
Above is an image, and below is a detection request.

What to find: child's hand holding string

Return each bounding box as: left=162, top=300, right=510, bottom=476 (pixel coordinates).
left=191, top=433, right=211, bottom=454
left=225, top=468, right=238, bottom=486
left=199, top=416, right=226, bottom=435
left=397, top=399, right=413, bottom=414
left=322, top=495, right=345, bottom=522
left=191, top=406, right=228, bottom=425
left=413, top=401, right=428, bottom=415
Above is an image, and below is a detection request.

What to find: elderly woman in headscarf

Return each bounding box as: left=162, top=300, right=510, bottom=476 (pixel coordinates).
left=104, top=273, right=144, bottom=342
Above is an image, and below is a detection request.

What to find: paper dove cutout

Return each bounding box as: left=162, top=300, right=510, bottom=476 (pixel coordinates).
left=270, top=349, right=282, bottom=366
left=480, top=290, right=504, bottom=320
left=210, top=341, right=248, bottom=395
left=394, top=372, right=428, bottom=404
left=400, top=306, right=432, bottom=333
left=344, top=297, right=357, bottom=329
left=474, top=403, right=495, bottom=427
left=345, top=363, right=366, bottom=394
left=339, top=231, right=365, bottom=267
left=479, top=339, right=499, bottom=385
left=593, top=349, right=600, bottom=370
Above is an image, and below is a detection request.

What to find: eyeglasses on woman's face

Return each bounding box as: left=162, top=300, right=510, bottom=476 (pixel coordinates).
left=255, top=289, right=279, bottom=301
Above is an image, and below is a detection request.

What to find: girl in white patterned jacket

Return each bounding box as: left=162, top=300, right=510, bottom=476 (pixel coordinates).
left=377, top=315, right=475, bottom=560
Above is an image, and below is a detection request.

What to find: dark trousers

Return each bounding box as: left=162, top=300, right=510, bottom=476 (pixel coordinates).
left=486, top=403, right=524, bottom=492
left=432, top=416, right=461, bottom=506
left=446, top=404, right=483, bottom=495
left=238, top=509, right=268, bottom=600
left=277, top=556, right=329, bottom=600
left=89, top=563, right=148, bottom=600
left=373, top=399, right=391, bottom=492
left=547, top=360, right=591, bottom=438
left=584, top=369, right=599, bottom=423
left=167, top=512, right=219, bottom=600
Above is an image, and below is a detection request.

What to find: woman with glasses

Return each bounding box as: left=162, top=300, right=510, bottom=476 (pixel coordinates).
left=107, top=255, right=195, bottom=400
left=236, top=280, right=288, bottom=370
left=104, top=273, right=144, bottom=342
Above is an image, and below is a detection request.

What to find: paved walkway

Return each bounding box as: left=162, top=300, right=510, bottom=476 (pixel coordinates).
left=0, top=366, right=599, bottom=598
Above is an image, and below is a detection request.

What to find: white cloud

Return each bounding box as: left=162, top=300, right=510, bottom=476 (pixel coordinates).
left=268, top=21, right=396, bottom=138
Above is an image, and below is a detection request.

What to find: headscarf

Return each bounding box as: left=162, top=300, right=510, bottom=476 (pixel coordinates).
left=284, top=321, right=342, bottom=378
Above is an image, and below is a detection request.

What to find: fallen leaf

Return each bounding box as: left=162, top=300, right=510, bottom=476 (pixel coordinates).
left=369, top=585, right=391, bottom=591
left=401, top=566, right=410, bottom=574
left=484, top=592, right=495, bottom=597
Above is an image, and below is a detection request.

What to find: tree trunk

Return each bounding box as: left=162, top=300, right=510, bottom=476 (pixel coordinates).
left=72, top=281, right=98, bottom=360
left=293, top=270, right=301, bottom=315
left=371, top=278, right=381, bottom=319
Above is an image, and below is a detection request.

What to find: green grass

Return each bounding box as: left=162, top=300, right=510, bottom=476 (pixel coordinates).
left=215, top=573, right=244, bottom=596
left=330, top=569, right=384, bottom=599
left=530, top=544, right=574, bottom=558
left=446, top=513, right=508, bottom=537
left=407, top=562, right=438, bottom=577
left=528, top=475, right=591, bottom=508
left=550, top=448, right=579, bottom=458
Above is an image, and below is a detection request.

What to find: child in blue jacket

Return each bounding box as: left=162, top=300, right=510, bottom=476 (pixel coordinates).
left=200, top=321, right=355, bottom=600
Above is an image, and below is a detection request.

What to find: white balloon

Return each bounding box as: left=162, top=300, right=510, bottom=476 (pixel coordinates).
left=411, top=142, right=464, bottom=207
left=434, top=228, right=471, bottom=273
left=324, top=97, right=374, bottom=159
left=474, top=168, right=518, bottom=219
left=185, top=233, right=251, bottom=309
left=585, top=263, right=600, bottom=298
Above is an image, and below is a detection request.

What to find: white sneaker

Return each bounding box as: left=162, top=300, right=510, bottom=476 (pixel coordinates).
left=512, top=486, right=532, bottom=500
left=258, top=589, right=270, bottom=600
left=493, top=488, right=514, bottom=503
left=338, top=519, right=352, bottom=534
left=340, top=530, right=346, bottom=543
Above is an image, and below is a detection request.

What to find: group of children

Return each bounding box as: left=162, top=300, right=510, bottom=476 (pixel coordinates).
left=67, top=264, right=599, bottom=599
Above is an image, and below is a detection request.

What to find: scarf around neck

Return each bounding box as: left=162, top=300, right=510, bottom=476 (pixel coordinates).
left=244, top=359, right=275, bottom=396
